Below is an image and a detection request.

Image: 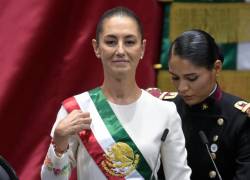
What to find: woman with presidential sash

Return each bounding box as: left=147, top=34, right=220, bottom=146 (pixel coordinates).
left=41, top=7, right=191, bottom=180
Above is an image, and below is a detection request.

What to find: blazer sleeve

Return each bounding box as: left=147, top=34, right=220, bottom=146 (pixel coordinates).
left=161, top=102, right=191, bottom=180
left=41, top=106, right=79, bottom=180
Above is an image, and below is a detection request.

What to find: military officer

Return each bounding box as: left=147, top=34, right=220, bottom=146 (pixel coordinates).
left=148, top=29, right=250, bottom=180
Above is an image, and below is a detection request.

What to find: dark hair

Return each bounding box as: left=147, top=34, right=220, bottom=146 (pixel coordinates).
left=95, top=6, right=144, bottom=43
left=168, top=29, right=224, bottom=70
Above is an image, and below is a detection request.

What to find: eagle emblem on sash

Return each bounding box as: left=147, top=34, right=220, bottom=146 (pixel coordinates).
left=101, top=142, right=139, bottom=177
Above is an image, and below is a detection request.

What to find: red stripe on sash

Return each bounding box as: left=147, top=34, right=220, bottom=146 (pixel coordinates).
left=62, top=97, right=124, bottom=180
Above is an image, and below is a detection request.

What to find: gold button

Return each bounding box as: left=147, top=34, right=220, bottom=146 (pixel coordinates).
left=217, top=118, right=224, bottom=126
left=209, top=170, right=217, bottom=178
left=211, top=153, right=216, bottom=160
left=213, top=135, right=219, bottom=142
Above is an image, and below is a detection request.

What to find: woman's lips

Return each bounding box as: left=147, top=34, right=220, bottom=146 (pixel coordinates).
left=182, top=95, right=194, bottom=101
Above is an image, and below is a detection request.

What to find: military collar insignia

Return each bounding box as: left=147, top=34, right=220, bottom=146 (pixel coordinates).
left=195, top=85, right=221, bottom=110
left=234, top=101, right=250, bottom=113
left=194, top=85, right=223, bottom=111
left=202, top=103, right=209, bottom=110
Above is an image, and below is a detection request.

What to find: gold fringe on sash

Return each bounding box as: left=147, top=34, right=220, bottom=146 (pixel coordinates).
left=170, top=3, right=250, bottom=43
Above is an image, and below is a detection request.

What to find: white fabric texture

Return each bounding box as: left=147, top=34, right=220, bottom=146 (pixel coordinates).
left=41, top=90, right=191, bottom=180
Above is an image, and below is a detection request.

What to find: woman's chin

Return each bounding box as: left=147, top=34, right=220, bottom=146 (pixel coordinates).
left=183, top=97, right=198, bottom=106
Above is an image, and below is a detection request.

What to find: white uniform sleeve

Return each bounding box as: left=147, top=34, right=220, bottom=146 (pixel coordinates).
left=161, top=102, right=191, bottom=180
left=41, top=106, right=79, bottom=180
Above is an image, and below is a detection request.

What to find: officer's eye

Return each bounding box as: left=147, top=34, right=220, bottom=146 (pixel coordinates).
left=171, top=76, right=179, bottom=81
left=187, top=76, right=198, bottom=82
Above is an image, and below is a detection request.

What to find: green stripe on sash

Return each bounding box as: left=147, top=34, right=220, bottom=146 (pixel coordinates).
left=89, top=87, right=152, bottom=179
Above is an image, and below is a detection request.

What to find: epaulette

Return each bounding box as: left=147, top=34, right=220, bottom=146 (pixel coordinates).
left=234, top=101, right=250, bottom=114
left=146, top=87, right=178, bottom=100
left=160, top=92, right=178, bottom=100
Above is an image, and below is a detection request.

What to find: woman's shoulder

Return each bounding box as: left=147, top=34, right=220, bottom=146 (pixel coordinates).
left=144, top=88, right=181, bottom=109
left=145, top=87, right=178, bottom=101
left=143, top=89, right=176, bottom=105
left=221, top=92, right=249, bottom=115
left=220, top=92, right=250, bottom=128
left=142, top=89, right=179, bottom=116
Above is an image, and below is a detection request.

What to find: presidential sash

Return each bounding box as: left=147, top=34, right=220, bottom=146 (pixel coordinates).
left=63, top=88, right=152, bottom=179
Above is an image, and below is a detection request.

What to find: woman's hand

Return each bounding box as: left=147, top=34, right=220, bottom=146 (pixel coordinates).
left=53, top=110, right=92, bottom=153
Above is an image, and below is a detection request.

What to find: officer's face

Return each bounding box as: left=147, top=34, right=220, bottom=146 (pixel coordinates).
left=168, top=55, right=217, bottom=106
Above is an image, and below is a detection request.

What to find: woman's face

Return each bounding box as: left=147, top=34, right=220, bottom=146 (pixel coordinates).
left=92, top=16, right=146, bottom=77
left=168, top=54, right=218, bottom=106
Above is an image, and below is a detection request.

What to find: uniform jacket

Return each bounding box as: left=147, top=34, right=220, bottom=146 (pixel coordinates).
left=149, top=86, right=250, bottom=180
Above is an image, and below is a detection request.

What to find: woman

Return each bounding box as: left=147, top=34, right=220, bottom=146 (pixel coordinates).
left=41, top=7, right=191, bottom=180
left=151, top=29, right=250, bottom=180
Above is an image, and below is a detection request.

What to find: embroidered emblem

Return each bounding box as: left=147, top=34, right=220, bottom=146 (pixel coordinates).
left=44, top=155, right=70, bottom=176
left=202, top=103, right=208, bottom=110
left=101, top=142, right=139, bottom=177
left=234, top=101, right=250, bottom=113
left=161, top=92, right=178, bottom=100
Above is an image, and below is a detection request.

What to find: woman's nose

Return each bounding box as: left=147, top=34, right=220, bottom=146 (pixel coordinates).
left=178, top=80, right=189, bottom=93
left=115, top=42, right=125, bottom=56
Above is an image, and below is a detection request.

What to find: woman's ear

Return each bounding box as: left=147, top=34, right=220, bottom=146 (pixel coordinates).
left=214, top=59, right=222, bottom=75
left=140, top=39, right=146, bottom=59
left=92, top=39, right=100, bottom=58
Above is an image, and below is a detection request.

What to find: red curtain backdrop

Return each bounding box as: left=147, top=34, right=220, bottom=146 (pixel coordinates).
left=0, top=0, right=163, bottom=179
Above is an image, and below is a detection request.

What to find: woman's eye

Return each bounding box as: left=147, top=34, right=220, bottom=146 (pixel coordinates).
left=187, top=76, right=198, bottom=81
left=105, top=40, right=116, bottom=46
left=171, top=76, right=179, bottom=81
left=125, top=40, right=135, bottom=46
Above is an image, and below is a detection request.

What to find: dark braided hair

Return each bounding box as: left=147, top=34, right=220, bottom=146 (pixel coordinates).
left=168, top=29, right=224, bottom=70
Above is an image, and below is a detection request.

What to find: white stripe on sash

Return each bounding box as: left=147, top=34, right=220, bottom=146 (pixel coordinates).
left=75, top=92, right=144, bottom=179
